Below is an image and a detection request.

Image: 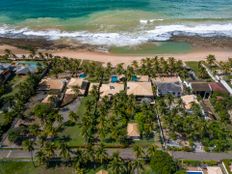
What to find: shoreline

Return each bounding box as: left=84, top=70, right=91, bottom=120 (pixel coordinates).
left=51, top=49, right=232, bottom=65
left=0, top=36, right=231, bottom=65
left=0, top=44, right=231, bottom=65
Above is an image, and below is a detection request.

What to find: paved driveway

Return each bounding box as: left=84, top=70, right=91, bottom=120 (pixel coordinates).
left=59, top=97, right=81, bottom=122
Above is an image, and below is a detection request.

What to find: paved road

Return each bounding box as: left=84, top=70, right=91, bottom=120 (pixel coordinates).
left=172, top=151, right=232, bottom=161
left=0, top=148, right=135, bottom=160
left=1, top=149, right=232, bottom=161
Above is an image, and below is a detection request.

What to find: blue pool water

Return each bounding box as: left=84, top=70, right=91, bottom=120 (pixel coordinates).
left=79, top=73, right=86, bottom=79
left=111, top=75, right=118, bottom=83
left=132, top=75, right=138, bottom=81
left=17, top=61, right=40, bottom=71
left=187, top=171, right=203, bottom=174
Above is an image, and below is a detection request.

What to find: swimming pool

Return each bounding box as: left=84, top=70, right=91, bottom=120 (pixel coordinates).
left=131, top=75, right=137, bottom=81
left=79, top=73, right=86, bottom=78
left=187, top=171, right=203, bottom=174
left=16, top=61, right=41, bottom=72
left=111, top=75, right=118, bottom=83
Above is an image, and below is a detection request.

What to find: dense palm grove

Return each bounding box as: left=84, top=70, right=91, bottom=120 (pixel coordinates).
left=1, top=50, right=232, bottom=173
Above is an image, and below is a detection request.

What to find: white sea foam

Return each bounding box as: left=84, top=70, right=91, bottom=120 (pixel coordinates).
left=140, top=19, right=164, bottom=25
left=0, top=23, right=232, bottom=46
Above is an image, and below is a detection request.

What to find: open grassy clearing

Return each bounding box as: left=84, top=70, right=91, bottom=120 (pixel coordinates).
left=1, top=75, right=28, bottom=98
left=0, top=161, right=74, bottom=174
left=0, top=161, right=117, bottom=174
left=60, top=124, right=85, bottom=146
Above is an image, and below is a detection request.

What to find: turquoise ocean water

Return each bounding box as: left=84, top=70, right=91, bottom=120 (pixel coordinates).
left=0, top=0, right=232, bottom=47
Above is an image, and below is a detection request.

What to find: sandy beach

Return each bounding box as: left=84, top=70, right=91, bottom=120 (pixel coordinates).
left=0, top=43, right=231, bottom=65
left=0, top=45, right=30, bottom=55
left=51, top=49, right=232, bottom=65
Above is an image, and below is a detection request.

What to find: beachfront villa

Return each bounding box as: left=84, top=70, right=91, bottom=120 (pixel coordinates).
left=38, top=78, right=66, bottom=93
left=127, top=81, right=153, bottom=102
left=67, top=78, right=90, bottom=96
left=100, top=83, right=124, bottom=98
left=152, top=76, right=183, bottom=97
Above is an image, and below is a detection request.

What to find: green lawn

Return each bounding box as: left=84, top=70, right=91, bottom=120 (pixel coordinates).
left=0, top=113, right=6, bottom=124
left=1, top=75, right=28, bottom=98
left=0, top=161, right=108, bottom=174
left=61, top=124, right=85, bottom=146
left=0, top=161, right=74, bottom=174
left=60, top=96, right=96, bottom=146
left=76, top=96, right=94, bottom=116
left=185, top=61, right=199, bottom=76
left=185, top=61, right=211, bottom=81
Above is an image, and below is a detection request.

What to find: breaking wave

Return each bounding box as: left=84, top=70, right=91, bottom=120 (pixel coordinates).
left=0, top=23, right=232, bottom=46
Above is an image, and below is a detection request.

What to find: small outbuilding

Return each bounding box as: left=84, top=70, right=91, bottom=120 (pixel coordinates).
left=96, top=170, right=108, bottom=174
left=181, top=95, right=199, bottom=110
left=127, top=123, right=140, bottom=140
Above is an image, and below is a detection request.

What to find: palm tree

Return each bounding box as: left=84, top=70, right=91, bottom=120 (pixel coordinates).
left=35, top=150, right=47, bottom=166
left=95, top=143, right=108, bottom=164
left=126, top=66, right=134, bottom=82
left=69, top=111, right=79, bottom=122
left=132, top=60, right=139, bottom=69
left=109, top=152, right=126, bottom=174
left=75, top=166, right=84, bottom=174
left=131, top=159, right=144, bottom=174
left=132, top=145, right=144, bottom=159
left=90, top=84, right=99, bottom=101
left=58, top=141, right=71, bottom=160
left=116, top=63, right=125, bottom=75
left=206, top=54, right=216, bottom=66
left=147, top=145, right=158, bottom=158
left=72, top=85, right=81, bottom=97
left=165, top=93, right=174, bottom=109
left=54, top=113, right=63, bottom=125
left=4, top=49, right=12, bottom=58
left=44, top=142, right=56, bottom=158
left=22, top=139, right=36, bottom=167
